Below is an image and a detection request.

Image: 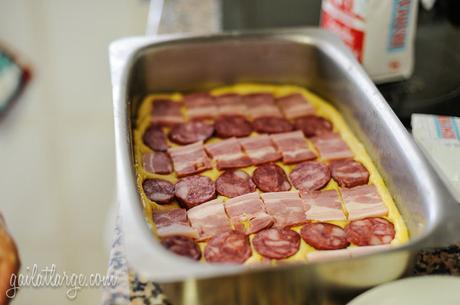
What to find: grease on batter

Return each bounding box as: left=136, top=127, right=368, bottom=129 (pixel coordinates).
left=133, top=84, right=409, bottom=265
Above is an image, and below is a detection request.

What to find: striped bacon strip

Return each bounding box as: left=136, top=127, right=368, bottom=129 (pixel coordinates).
left=187, top=199, right=232, bottom=241
left=153, top=209, right=199, bottom=239
left=340, top=185, right=389, bottom=220
left=271, top=130, right=317, bottom=164
left=151, top=99, right=184, bottom=125
left=183, top=93, right=217, bottom=120
left=276, top=93, right=315, bottom=120
left=224, top=192, right=273, bottom=235
left=300, top=189, right=346, bottom=221
left=240, top=135, right=281, bottom=165
left=261, top=192, right=306, bottom=228
left=311, top=132, right=354, bottom=160
left=244, top=93, right=283, bottom=119
left=168, top=141, right=212, bottom=177
left=205, top=138, right=252, bottom=169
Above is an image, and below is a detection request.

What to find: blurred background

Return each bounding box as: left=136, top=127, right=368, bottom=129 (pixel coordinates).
left=0, top=0, right=148, bottom=304
left=1, top=0, right=459, bottom=304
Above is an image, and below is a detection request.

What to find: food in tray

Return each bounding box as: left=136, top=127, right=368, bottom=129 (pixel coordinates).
left=133, top=84, right=409, bottom=265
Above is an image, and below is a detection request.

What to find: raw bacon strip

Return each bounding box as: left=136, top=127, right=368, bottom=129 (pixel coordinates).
left=183, top=93, right=217, bottom=120
left=239, top=135, right=281, bottom=165
left=161, top=236, right=202, bottom=260
left=271, top=130, right=316, bottom=164
left=331, top=159, right=370, bottom=188
left=205, top=138, right=252, bottom=169
left=252, top=117, right=294, bottom=134
left=215, top=115, right=253, bottom=138
left=143, top=152, right=173, bottom=175
left=345, top=217, right=395, bottom=246
left=300, top=222, right=349, bottom=250
left=142, top=178, right=175, bottom=204
left=224, top=192, right=273, bottom=234
left=244, top=93, right=283, bottom=119
left=261, top=192, right=306, bottom=228
left=151, top=99, right=184, bottom=126
left=252, top=164, right=291, bottom=192
left=187, top=198, right=232, bottom=241
left=311, top=132, right=354, bottom=160
left=289, top=161, right=331, bottom=192
left=341, top=185, right=389, bottom=220
left=215, top=94, right=247, bottom=117
left=204, top=231, right=251, bottom=264
left=216, top=170, right=256, bottom=198
left=169, top=121, right=214, bottom=145
left=252, top=228, right=301, bottom=259
left=142, top=124, right=168, bottom=152
left=175, top=175, right=216, bottom=209
left=153, top=209, right=198, bottom=239
left=295, top=115, right=333, bottom=138
left=276, top=93, right=315, bottom=120
left=168, top=141, right=212, bottom=177
left=301, top=190, right=346, bottom=221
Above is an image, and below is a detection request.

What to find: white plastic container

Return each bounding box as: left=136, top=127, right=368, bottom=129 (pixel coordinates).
left=321, top=0, right=418, bottom=83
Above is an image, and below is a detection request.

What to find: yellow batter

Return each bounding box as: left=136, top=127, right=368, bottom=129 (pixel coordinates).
left=133, top=84, right=409, bottom=265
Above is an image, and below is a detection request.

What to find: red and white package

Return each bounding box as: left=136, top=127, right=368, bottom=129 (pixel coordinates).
left=320, top=0, right=418, bottom=83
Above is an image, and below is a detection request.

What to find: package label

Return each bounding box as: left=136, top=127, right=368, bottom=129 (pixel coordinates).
left=434, top=116, right=460, bottom=141
left=388, top=0, right=413, bottom=51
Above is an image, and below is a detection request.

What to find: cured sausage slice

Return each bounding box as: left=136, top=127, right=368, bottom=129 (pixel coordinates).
left=169, top=121, right=214, bottom=145
left=215, top=115, right=253, bottom=138
left=294, top=115, right=333, bottom=138
left=143, top=124, right=168, bottom=151
left=252, top=116, right=294, bottom=134
left=331, top=159, right=370, bottom=188
left=216, top=170, right=256, bottom=198
left=161, top=236, right=202, bottom=260
left=143, top=152, right=173, bottom=174
left=204, top=231, right=251, bottom=264
left=345, top=217, right=395, bottom=246
left=252, top=164, right=291, bottom=192
left=175, top=175, right=216, bottom=209
left=252, top=228, right=300, bottom=259
left=300, top=222, right=349, bottom=250
left=289, top=161, right=331, bottom=192
left=142, top=178, right=175, bottom=204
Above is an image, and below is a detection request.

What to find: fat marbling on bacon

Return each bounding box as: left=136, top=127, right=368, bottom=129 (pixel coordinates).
left=183, top=92, right=217, bottom=120
left=205, top=138, right=252, bottom=169
left=311, top=132, right=354, bottom=160
left=301, top=189, right=346, bottom=221
left=244, top=93, right=283, bottom=119
left=187, top=198, right=232, bottom=241
left=340, top=185, right=389, bottom=220
left=153, top=209, right=199, bottom=239
left=260, top=192, right=306, bottom=228
left=224, top=192, right=273, bottom=235
left=151, top=98, right=184, bottom=126
left=276, top=93, right=315, bottom=120
left=215, top=94, right=247, bottom=117
left=239, top=134, right=281, bottom=165
left=168, top=141, right=212, bottom=177
left=271, top=130, right=317, bottom=164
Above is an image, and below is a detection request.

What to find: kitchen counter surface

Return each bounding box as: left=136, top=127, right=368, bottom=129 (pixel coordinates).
left=102, top=216, right=460, bottom=305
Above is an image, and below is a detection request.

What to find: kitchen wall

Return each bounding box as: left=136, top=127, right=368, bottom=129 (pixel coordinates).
left=0, top=0, right=148, bottom=304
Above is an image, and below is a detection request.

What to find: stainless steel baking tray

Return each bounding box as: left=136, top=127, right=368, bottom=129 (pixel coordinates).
left=110, top=28, right=460, bottom=305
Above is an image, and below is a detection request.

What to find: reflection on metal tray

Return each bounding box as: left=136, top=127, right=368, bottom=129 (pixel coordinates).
left=109, top=29, right=459, bottom=305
